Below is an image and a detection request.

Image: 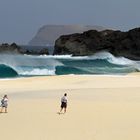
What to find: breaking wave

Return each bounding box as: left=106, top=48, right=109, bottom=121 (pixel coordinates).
left=0, top=64, right=18, bottom=78
left=0, top=52, right=139, bottom=78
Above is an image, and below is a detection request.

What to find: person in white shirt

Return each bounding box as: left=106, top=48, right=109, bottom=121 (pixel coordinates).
left=59, top=93, right=67, bottom=114
left=0, top=95, right=8, bottom=113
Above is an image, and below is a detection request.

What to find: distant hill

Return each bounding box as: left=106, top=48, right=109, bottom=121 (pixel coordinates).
left=28, top=25, right=106, bottom=50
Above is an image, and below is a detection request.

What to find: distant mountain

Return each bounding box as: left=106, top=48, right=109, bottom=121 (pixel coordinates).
left=28, top=25, right=106, bottom=50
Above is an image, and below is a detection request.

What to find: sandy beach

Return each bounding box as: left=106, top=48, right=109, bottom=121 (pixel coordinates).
left=0, top=74, right=140, bottom=140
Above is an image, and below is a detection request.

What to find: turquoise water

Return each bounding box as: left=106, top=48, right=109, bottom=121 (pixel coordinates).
left=0, top=52, right=139, bottom=78
left=0, top=64, right=18, bottom=78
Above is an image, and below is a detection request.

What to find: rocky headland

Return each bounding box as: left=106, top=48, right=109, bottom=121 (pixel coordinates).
left=54, top=27, right=140, bottom=60
left=28, top=25, right=106, bottom=51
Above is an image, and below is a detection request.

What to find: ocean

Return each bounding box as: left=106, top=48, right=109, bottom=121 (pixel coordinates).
left=0, top=51, right=139, bottom=78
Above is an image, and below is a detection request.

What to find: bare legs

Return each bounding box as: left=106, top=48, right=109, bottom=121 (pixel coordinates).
left=59, top=107, right=66, bottom=114
left=0, top=107, right=7, bottom=113
left=64, top=108, right=66, bottom=113
left=5, top=107, right=7, bottom=113
left=59, top=107, right=63, bottom=113
left=0, top=107, right=3, bottom=113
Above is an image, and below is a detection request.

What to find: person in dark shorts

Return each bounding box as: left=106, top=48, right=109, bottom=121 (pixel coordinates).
left=59, top=93, right=67, bottom=114
left=0, top=95, right=8, bottom=113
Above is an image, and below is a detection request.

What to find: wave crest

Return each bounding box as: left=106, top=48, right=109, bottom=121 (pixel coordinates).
left=0, top=52, right=139, bottom=77
left=0, top=64, right=18, bottom=78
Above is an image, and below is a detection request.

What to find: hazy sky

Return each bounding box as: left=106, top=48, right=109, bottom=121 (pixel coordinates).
left=0, top=0, right=140, bottom=44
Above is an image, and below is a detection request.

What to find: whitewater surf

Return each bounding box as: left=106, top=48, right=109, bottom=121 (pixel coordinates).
left=0, top=52, right=139, bottom=78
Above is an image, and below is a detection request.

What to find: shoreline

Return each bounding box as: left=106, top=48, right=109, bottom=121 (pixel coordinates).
left=0, top=72, right=136, bottom=81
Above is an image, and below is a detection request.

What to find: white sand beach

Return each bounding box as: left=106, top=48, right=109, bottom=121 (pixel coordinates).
left=0, top=74, right=140, bottom=140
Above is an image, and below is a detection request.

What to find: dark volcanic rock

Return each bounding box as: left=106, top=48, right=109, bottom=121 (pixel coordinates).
left=54, top=28, right=140, bottom=60
left=0, top=43, right=49, bottom=55
left=28, top=25, right=106, bottom=47
left=0, top=43, right=26, bottom=54
left=39, top=48, right=49, bottom=55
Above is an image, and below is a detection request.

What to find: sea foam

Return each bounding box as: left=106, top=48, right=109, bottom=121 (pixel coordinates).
left=0, top=52, right=139, bottom=77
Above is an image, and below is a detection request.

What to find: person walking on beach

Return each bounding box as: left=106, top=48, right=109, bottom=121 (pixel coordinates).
left=59, top=93, right=67, bottom=114
left=0, top=95, right=8, bottom=113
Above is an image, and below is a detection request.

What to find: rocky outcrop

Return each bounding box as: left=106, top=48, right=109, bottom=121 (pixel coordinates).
left=39, top=48, right=49, bottom=55
left=28, top=25, right=106, bottom=49
left=0, top=43, right=26, bottom=54
left=0, top=43, right=49, bottom=55
left=54, top=28, right=140, bottom=60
